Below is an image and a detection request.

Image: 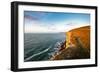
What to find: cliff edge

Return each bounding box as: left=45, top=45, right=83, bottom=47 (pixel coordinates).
left=51, top=26, right=90, bottom=60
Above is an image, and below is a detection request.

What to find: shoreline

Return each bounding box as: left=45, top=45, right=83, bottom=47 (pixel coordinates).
left=50, top=25, right=90, bottom=60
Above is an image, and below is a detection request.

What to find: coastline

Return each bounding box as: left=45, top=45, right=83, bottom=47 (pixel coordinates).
left=50, top=26, right=90, bottom=60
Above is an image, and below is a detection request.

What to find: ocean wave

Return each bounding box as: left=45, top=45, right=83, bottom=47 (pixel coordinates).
left=25, top=45, right=52, bottom=61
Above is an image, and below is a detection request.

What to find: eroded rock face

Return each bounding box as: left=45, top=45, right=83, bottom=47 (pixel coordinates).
left=66, top=26, right=90, bottom=50
left=51, top=26, right=90, bottom=60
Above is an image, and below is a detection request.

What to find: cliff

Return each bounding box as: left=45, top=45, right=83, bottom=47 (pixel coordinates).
left=66, top=26, right=90, bottom=49
left=51, top=26, right=90, bottom=60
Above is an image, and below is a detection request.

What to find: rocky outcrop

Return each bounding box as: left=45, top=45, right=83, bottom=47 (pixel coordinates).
left=51, top=26, right=90, bottom=60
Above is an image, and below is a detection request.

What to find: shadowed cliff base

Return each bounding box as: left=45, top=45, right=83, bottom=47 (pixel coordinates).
left=51, top=26, right=90, bottom=60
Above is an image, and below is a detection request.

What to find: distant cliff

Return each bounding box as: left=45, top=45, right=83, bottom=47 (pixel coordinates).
left=51, top=26, right=90, bottom=60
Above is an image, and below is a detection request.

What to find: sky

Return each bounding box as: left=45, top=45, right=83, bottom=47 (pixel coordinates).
left=24, top=11, right=90, bottom=33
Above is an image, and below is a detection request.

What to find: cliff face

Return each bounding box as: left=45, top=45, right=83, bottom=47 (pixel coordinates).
left=66, top=26, right=90, bottom=50
left=51, top=26, right=90, bottom=60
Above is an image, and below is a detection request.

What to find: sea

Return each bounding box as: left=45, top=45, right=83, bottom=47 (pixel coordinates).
left=24, top=33, right=66, bottom=62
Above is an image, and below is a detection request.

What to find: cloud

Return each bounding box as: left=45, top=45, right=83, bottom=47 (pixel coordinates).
left=25, top=21, right=90, bottom=33
left=25, top=23, right=54, bottom=33
left=25, top=23, right=68, bottom=33
left=24, top=14, right=39, bottom=21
